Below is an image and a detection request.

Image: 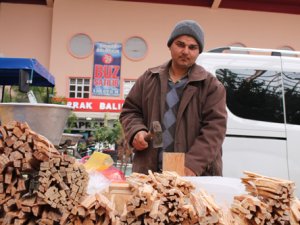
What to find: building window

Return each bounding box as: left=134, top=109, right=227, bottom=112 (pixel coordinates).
left=68, top=33, right=94, bottom=59
left=123, top=80, right=136, bottom=98
left=123, top=36, right=148, bottom=61
left=69, top=78, right=90, bottom=98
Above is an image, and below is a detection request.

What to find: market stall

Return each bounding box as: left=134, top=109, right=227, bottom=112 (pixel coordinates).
left=0, top=57, right=299, bottom=223
left=0, top=120, right=300, bottom=224
left=0, top=57, right=72, bottom=145
left=0, top=57, right=55, bottom=90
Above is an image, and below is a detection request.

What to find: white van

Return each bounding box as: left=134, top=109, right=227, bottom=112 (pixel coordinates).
left=196, top=47, right=300, bottom=197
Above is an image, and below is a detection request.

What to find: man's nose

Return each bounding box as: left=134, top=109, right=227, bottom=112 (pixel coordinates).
left=182, top=46, right=189, bottom=53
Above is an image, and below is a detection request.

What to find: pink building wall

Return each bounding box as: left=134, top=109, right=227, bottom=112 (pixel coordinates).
left=1, top=0, right=300, bottom=98
left=0, top=3, right=52, bottom=67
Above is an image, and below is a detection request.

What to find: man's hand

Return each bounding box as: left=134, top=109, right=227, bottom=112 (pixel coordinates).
left=184, top=167, right=196, bottom=176
left=132, top=130, right=149, bottom=150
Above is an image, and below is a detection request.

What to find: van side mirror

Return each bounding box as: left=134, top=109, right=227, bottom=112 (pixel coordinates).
left=19, top=69, right=30, bottom=93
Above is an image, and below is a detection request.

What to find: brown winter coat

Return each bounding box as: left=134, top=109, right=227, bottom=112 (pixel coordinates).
left=119, top=60, right=227, bottom=176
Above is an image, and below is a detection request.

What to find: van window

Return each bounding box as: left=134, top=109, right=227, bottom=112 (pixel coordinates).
left=283, top=72, right=300, bottom=125
left=216, top=68, right=284, bottom=123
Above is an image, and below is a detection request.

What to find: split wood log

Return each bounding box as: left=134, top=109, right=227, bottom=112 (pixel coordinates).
left=103, top=182, right=133, bottom=215
left=0, top=120, right=89, bottom=225
left=60, top=192, right=120, bottom=225
left=127, top=170, right=195, bottom=196
left=38, top=155, right=89, bottom=213
left=290, top=197, right=300, bottom=224
left=190, top=190, right=225, bottom=225
left=120, top=170, right=225, bottom=225
left=240, top=171, right=295, bottom=225
left=224, top=210, right=250, bottom=225
left=230, top=194, right=271, bottom=225
left=163, top=152, right=185, bottom=176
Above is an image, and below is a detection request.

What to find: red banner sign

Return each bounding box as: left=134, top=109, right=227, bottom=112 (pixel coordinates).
left=67, top=98, right=124, bottom=112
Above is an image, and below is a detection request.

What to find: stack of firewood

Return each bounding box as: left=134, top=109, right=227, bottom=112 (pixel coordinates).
left=127, top=170, right=195, bottom=195
left=230, top=194, right=271, bottom=224
left=120, top=170, right=225, bottom=225
left=290, top=197, right=300, bottom=224
left=229, top=171, right=296, bottom=225
left=38, top=155, right=89, bottom=213
left=119, top=183, right=159, bottom=224
left=190, top=190, right=225, bottom=225
left=61, top=192, right=120, bottom=225
left=0, top=121, right=89, bottom=224
left=3, top=120, right=300, bottom=225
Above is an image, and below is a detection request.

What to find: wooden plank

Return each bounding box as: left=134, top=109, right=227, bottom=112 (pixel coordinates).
left=108, top=182, right=132, bottom=194
left=163, top=152, right=185, bottom=176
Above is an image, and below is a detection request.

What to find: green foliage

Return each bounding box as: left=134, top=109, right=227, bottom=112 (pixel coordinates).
left=64, top=113, right=77, bottom=133
left=2, top=86, right=55, bottom=103
left=77, top=142, right=87, bottom=151
left=31, top=86, right=52, bottom=102
left=92, top=115, right=123, bottom=149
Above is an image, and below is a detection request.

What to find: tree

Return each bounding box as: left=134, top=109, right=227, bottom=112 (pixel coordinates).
left=64, top=112, right=77, bottom=133
left=92, top=114, right=123, bottom=150
left=2, top=86, right=56, bottom=103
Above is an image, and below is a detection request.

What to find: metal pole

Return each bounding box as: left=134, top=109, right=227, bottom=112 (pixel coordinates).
left=1, top=85, right=4, bottom=102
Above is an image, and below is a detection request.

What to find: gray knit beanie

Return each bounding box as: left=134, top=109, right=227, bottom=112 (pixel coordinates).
left=167, top=20, right=204, bottom=53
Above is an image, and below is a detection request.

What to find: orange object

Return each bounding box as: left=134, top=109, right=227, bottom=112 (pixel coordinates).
left=84, top=152, right=114, bottom=171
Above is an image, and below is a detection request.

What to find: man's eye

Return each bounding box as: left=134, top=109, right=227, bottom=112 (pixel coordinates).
left=189, top=45, right=199, bottom=50
left=175, top=41, right=199, bottom=51
left=176, top=42, right=185, bottom=48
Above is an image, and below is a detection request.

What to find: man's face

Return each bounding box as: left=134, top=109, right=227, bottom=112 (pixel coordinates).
left=169, top=35, right=200, bottom=69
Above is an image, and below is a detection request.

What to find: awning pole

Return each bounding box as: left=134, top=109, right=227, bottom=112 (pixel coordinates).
left=46, top=87, right=49, bottom=103
left=29, top=69, right=33, bottom=84
left=1, top=85, right=5, bottom=102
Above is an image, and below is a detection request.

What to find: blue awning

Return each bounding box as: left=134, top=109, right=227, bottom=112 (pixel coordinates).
left=0, top=58, right=55, bottom=87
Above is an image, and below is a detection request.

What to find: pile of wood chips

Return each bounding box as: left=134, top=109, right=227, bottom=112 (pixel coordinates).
left=62, top=192, right=119, bottom=225
left=0, top=121, right=89, bottom=225
left=229, top=171, right=298, bottom=225
left=2, top=120, right=300, bottom=225
left=120, top=170, right=225, bottom=225
left=290, top=197, right=300, bottom=224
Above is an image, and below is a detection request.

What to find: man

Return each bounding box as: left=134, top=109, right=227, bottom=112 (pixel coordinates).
left=119, top=20, right=227, bottom=176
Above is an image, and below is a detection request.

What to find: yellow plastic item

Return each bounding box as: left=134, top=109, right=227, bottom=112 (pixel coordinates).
left=84, top=152, right=114, bottom=171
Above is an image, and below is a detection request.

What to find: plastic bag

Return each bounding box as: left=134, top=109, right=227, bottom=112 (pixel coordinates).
left=100, top=166, right=126, bottom=182
left=87, top=170, right=111, bottom=195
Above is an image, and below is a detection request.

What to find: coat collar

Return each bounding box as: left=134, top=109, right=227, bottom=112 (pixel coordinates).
left=148, top=59, right=208, bottom=82
left=150, top=60, right=208, bottom=127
